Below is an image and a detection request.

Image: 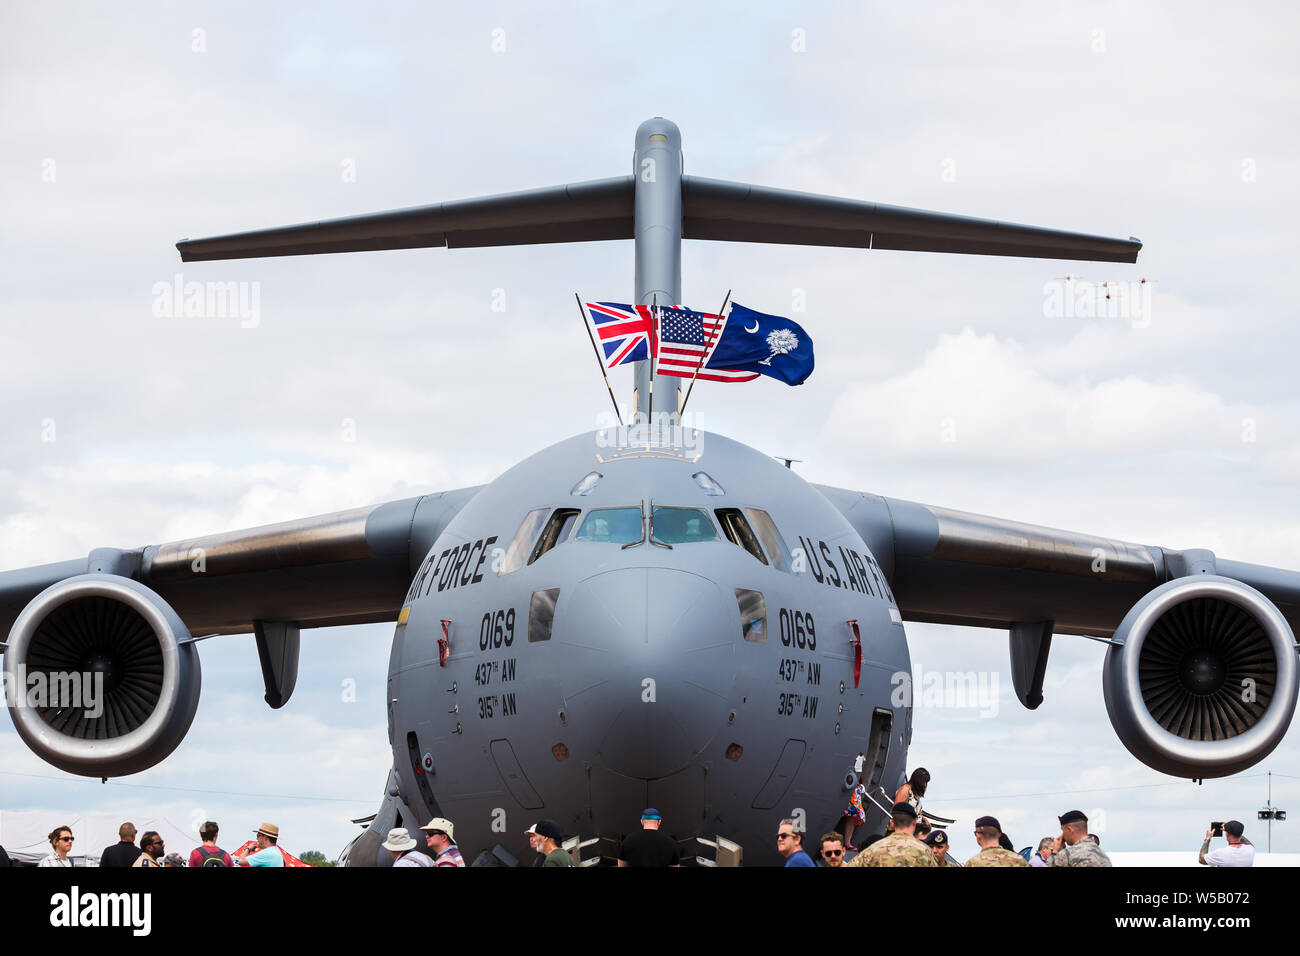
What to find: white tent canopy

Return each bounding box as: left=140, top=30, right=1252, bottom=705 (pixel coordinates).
left=0, top=811, right=200, bottom=865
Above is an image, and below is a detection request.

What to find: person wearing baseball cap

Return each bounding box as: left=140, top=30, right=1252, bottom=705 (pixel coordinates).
left=846, top=802, right=936, bottom=866
left=923, top=829, right=955, bottom=867
left=1199, top=819, right=1254, bottom=868
left=618, top=809, right=680, bottom=867
left=384, top=827, right=433, bottom=867
left=523, top=823, right=547, bottom=867
left=1048, top=810, right=1111, bottom=867
left=235, top=823, right=284, bottom=867
left=964, top=816, right=1027, bottom=867
left=532, top=819, right=574, bottom=867
left=420, top=817, right=465, bottom=867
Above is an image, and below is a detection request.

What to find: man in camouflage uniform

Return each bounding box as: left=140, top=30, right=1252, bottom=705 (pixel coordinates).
left=846, top=802, right=937, bottom=867
left=965, top=816, right=1029, bottom=867
left=1047, top=810, right=1112, bottom=867
left=924, top=829, right=956, bottom=867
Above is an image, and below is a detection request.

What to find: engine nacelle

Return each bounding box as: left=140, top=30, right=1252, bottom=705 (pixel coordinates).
left=3, top=574, right=201, bottom=777
left=1103, top=575, right=1298, bottom=778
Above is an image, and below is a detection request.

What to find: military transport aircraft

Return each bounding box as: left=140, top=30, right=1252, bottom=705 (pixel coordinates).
left=3, top=118, right=1296, bottom=866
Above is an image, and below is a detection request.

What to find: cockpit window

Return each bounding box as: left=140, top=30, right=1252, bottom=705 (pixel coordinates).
left=528, top=508, right=581, bottom=564
left=570, top=472, right=602, bottom=496
left=574, top=507, right=643, bottom=544
left=745, top=508, right=792, bottom=571
left=651, top=506, right=719, bottom=544
left=498, top=507, right=549, bottom=576
left=692, top=471, right=725, bottom=496
left=715, top=509, right=768, bottom=565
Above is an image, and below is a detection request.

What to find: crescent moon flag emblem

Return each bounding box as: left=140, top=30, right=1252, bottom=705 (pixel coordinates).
left=744, top=320, right=760, bottom=333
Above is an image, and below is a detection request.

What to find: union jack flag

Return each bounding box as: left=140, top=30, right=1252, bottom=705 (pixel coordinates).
left=654, top=305, right=759, bottom=383
left=584, top=301, right=655, bottom=370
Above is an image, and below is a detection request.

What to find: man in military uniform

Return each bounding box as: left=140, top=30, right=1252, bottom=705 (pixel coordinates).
left=1047, top=810, right=1112, bottom=867
left=965, top=816, right=1029, bottom=867
left=924, top=829, right=956, bottom=867
left=846, top=802, right=937, bottom=867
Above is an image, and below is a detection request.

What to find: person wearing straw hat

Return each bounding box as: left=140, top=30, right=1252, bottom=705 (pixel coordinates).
left=235, top=823, right=285, bottom=867
left=384, top=828, right=433, bottom=868
left=419, top=817, right=466, bottom=868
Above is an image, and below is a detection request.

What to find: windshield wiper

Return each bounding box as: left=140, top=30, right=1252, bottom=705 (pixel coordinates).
left=648, top=500, right=673, bottom=549
left=621, top=501, right=647, bottom=550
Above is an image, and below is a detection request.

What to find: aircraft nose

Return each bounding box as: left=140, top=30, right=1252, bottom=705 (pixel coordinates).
left=561, top=567, right=735, bottom=779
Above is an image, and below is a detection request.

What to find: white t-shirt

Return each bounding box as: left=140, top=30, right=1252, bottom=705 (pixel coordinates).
left=1205, top=843, right=1255, bottom=867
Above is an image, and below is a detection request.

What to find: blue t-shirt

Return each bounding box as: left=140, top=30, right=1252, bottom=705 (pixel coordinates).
left=785, top=850, right=816, bottom=867
left=247, top=846, right=284, bottom=867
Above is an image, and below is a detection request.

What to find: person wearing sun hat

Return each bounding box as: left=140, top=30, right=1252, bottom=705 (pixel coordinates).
left=420, top=817, right=466, bottom=868
left=384, top=827, right=433, bottom=867
left=236, top=822, right=285, bottom=867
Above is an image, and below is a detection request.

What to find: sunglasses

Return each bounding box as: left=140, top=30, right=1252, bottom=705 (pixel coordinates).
left=822, top=848, right=843, bottom=856
left=776, top=832, right=794, bottom=840
left=59, top=837, right=74, bottom=843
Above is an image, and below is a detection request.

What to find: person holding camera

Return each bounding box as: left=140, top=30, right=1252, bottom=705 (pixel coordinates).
left=1199, top=820, right=1254, bottom=867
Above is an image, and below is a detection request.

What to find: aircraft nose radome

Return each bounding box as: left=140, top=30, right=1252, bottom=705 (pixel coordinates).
left=563, top=568, right=735, bottom=779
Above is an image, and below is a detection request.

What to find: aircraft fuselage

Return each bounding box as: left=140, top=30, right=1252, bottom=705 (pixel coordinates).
left=387, top=428, right=910, bottom=865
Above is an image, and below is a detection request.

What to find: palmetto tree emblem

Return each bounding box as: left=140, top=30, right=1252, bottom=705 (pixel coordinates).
left=760, top=328, right=799, bottom=365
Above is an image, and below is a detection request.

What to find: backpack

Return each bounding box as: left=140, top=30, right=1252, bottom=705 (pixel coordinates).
left=196, top=846, right=229, bottom=867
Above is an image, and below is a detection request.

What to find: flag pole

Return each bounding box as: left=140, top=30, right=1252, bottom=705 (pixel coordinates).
left=575, top=293, right=623, bottom=426
left=648, top=293, right=656, bottom=427
left=680, top=289, right=731, bottom=416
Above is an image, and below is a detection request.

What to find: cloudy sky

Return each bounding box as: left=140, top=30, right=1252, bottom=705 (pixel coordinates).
left=2, top=1, right=1298, bottom=862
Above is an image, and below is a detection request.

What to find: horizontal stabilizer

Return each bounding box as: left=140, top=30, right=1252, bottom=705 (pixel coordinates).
left=682, top=176, right=1141, bottom=262
left=177, top=176, right=634, bottom=261
left=178, top=174, right=1139, bottom=265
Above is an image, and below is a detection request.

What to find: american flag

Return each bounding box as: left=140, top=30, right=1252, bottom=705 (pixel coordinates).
left=584, top=301, right=654, bottom=370
left=655, top=305, right=759, bottom=383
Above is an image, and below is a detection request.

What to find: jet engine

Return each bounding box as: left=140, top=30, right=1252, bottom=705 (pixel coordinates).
left=3, top=574, right=201, bottom=777
left=1103, top=575, right=1298, bottom=778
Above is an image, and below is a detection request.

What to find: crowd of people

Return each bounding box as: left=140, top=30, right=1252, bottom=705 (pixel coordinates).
left=8, top=820, right=306, bottom=868
left=381, top=808, right=681, bottom=867
left=0, top=768, right=1258, bottom=867
left=774, top=766, right=1255, bottom=868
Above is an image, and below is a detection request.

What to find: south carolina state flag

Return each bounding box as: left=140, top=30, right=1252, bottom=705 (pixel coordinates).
left=709, top=303, right=815, bottom=386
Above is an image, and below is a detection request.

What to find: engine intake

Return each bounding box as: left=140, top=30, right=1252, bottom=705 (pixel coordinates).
left=1103, top=575, right=1298, bottom=778
left=3, top=574, right=201, bottom=777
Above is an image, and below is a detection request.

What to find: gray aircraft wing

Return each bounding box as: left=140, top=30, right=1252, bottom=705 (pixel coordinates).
left=0, top=486, right=480, bottom=640
left=177, top=175, right=1140, bottom=264
left=817, top=485, right=1300, bottom=639
left=818, top=485, right=1300, bottom=772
